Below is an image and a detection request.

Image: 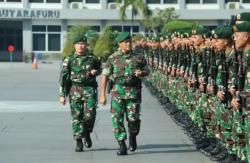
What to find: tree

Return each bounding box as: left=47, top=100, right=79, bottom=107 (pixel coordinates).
left=93, top=26, right=118, bottom=61
left=162, top=20, right=198, bottom=33
left=61, top=25, right=90, bottom=59
left=61, top=25, right=99, bottom=59
left=118, top=0, right=151, bottom=35
left=142, top=7, right=178, bottom=34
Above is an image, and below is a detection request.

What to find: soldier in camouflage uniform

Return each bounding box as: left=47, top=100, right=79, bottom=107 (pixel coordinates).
left=59, top=33, right=101, bottom=152
left=99, top=32, right=149, bottom=155
left=230, top=21, right=250, bottom=163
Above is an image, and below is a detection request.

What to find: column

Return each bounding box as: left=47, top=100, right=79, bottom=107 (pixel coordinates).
left=23, top=20, right=32, bottom=56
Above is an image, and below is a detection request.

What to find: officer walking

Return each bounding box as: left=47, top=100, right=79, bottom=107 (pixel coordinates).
left=59, top=32, right=101, bottom=152
left=99, top=32, right=149, bottom=155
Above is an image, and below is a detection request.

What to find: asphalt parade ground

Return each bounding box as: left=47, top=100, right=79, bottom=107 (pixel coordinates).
left=0, top=62, right=214, bottom=163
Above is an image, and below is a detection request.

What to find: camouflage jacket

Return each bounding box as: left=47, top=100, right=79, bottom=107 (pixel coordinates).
left=102, top=50, right=149, bottom=99
left=59, top=51, right=101, bottom=97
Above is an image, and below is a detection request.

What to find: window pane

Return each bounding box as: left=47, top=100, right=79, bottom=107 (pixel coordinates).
left=163, top=0, right=178, bottom=3
left=90, top=26, right=100, bottom=32
left=123, top=26, right=131, bottom=32
left=32, top=25, right=46, bottom=32
left=225, top=0, right=239, bottom=2
left=30, top=0, right=44, bottom=2
left=6, top=36, right=15, bottom=47
left=243, top=0, right=250, bottom=3
left=146, top=0, right=161, bottom=3
left=111, top=26, right=122, bottom=32
left=46, top=0, right=61, bottom=2
left=0, top=28, right=4, bottom=34
left=86, top=0, right=99, bottom=3
left=133, top=26, right=139, bottom=33
left=186, top=0, right=200, bottom=3
left=203, top=0, right=217, bottom=3
left=48, top=34, right=60, bottom=51
left=0, top=37, right=4, bottom=50
left=108, top=0, right=121, bottom=3
left=47, top=25, right=61, bottom=32
left=68, top=0, right=82, bottom=2
left=6, top=28, right=15, bottom=35
left=16, top=36, right=22, bottom=51
left=7, top=0, right=22, bottom=2
left=33, top=34, right=45, bottom=51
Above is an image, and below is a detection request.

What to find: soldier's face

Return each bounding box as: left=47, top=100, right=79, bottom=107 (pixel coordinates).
left=74, top=42, right=87, bottom=55
left=214, top=39, right=229, bottom=51
left=193, top=35, right=203, bottom=46
left=234, top=32, right=249, bottom=49
left=119, top=39, right=132, bottom=53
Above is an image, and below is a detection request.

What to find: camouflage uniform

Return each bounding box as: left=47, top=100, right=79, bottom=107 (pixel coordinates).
left=59, top=51, right=101, bottom=139
left=102, top=50, right=149, bottom=141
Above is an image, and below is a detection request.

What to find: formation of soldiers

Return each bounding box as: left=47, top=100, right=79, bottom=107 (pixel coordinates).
left=135, top=12, right=250, bottom=163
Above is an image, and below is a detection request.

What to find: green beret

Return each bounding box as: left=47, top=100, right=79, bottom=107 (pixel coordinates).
left=73, top=33, right=87, bottom=44
left=116, top=32, right=131, bottom=43
left=213, top=26, right=233, bottom=39
left=234, top=22, right=250, bottom=32
left=236, top=12, right=250, bottom=22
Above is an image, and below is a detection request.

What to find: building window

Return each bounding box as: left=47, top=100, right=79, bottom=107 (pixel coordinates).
left=68, top=0, right=82, bottom=2
left=203, top=0, right=217, bottom=3
left=163, top=0, right=178, bottom=3
left=32, top=25, right=46, bottom=32
left=123, top=26, right=139, bottom=33
left=107, top=0, right=121, bottom=3
left=32, top=25, right=61, bottom=51
left=48, top=34, right=60, bottom=51
left=47, top=25, right=61, bottom=32
left=146, top=0, right=161, bottom=3
left=46, top=0, right=61, bottom=2
left=186, top=0, right=200, bottom=3
left=86, top=0, right=99, bottom=3
left=111, top=26, right=122, bottom=32
left=243, top=0, right=250, bottom=3
left=33, top=34, right=46, bottom=51
left=225, top=0, right=239, bottom=2
left=30, top=0, right=44, bottom=3
left=0, top=37, right=4, bottom=50
left=6, top=0, right=22, bottom=2
left=90, top=26, right=100, bottom=32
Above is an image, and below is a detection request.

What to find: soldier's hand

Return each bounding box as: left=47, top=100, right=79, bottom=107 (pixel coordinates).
left=91, top=69, right=98, bottom=75
left=99, top=95, right=106, bottom=105
left=134, top=70, right=142, bottom=77
left=231, top=97, right=240, bottom=109
left=217, top=91, right=225, bottom=101
left=60, top=96, right=66, bottom=105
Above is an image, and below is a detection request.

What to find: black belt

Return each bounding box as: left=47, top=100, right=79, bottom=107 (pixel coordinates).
left=72, top=82, right=97, bottom=87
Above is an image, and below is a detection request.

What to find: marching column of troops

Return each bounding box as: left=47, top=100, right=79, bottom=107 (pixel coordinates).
left=135, top=12, right=250, bottom=163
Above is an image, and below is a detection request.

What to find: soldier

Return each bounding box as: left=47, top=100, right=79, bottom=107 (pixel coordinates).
left=59, top=32, right=102, bottom=152
left=230, top=21, right=250, bottom=163
left=99, top=32, right=149, bottom=155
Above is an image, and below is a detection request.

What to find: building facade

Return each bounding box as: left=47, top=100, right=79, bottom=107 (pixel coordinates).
left=0, top=0, right=249, bottom=61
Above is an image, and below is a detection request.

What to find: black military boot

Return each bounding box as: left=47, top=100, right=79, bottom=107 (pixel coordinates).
left=84, top=132, right=92, bottom=148
left=117, top=140, right=127, bottom=156
left=129, top=135, right=137, bottom=152
left=75, top=139, right=83, bottom=152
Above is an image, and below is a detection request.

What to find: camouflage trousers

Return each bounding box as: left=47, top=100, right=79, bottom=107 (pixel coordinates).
left=111, top=97, right=141, bottom=141
left=246, top=115, right=250, bottom=162
left=69, top=85, right=97, bottom=139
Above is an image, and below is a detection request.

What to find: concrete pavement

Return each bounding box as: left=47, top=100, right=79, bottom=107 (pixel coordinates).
left=0, top=62, right=214, bottom=163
